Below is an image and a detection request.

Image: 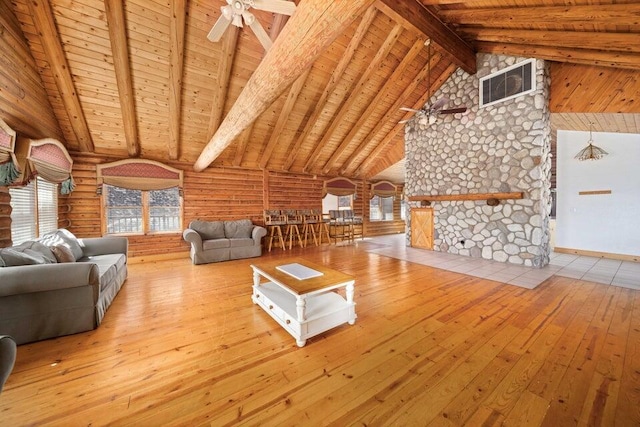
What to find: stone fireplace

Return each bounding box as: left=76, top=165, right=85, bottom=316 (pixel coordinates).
left=405, top=53, right=552, bottom=267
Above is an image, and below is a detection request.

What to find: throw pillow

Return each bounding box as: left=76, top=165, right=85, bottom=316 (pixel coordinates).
left=191, top=220, right=225, bottom=240
left=40, top=229, right=84, bottom=261
left=224, top=220, right=253, bottom=239
left=0, top=248, right=45, bottom=266
left=50, top=244, right=75, bottom=263
left=0, top=256, right=5, bottom=267
left=23, top=249, right=54, bottom=264
left=19, top=241, right=57, bottom=263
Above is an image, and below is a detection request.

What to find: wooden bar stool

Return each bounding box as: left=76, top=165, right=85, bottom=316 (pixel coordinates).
left=298, top=209, right=318, bottom=246
left=282, top=209, right=304, bottom=249
left=343, top=209, right=363, bottom=240
left=263, top=209, right=286, bottom=251
left=313, top=209, right=331, bottom=245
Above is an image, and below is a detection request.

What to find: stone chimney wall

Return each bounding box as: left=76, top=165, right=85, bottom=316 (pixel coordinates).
left=405, top=53, right=552, bottom=267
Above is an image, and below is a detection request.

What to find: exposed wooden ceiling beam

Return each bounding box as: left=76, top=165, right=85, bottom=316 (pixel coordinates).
left=28, top=0, right=94, bottom=152
left=193, top=0, right=377, bottom=172
left=439, top=4, right=640, bottom=27
left=233, top=125, right=253, bottom=167
left=303, top=23, right=404, bottom=173
left=340, top=51, right=444, bottom=175
left=168, top=0, right=187, bottom=160
left=476, top=42, right=640, bottom=71
left=376, top=0, right=476, bottom=74
left=321, top=37, right=426, bottom=175
left=104, top=0, right=140, bottom=157
left=356, top=63, right=458, bottom=177
left=207, top=25, right=240, bottom=141
left=283, top=6, right=378, bottom=171
left=259, top=67, right=311, bottom=169
left=463, top=28, right=640, bottom=54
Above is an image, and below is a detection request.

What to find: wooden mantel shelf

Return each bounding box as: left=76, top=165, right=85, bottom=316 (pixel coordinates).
left=409, top=192, right=524, bottom=203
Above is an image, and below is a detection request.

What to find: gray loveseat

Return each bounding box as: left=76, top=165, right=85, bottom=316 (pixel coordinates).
left=183, top=219, right=267, bottom=265
left=0, top=229, right=128, bottom=345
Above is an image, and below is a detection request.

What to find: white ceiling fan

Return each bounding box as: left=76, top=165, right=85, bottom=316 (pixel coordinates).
left=207, top=0, right=296, bottom=51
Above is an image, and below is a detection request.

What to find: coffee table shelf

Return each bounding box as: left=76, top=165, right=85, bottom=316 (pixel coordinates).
left=251, top=259, right=356, bottom=347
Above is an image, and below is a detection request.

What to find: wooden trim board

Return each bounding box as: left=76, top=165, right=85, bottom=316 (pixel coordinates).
left=554, top=246, right=639, bottom=263
left=578, top=190, right=612, bottom=195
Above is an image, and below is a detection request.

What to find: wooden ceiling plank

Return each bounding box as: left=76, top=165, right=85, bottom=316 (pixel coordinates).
left=321, top=36, right=426, bottom=175
left=259, top=67, right=311, bottom=169
left=440, top=4, right=640, bottom=27
left=303, top=23, right=404, bottom=173
left=464, top=28, right=640, bottom=54
left=283, top=6, right=378, bottom=171
left=27, top=0, right=94, bottom=152
left=193, top=0, right=376, bottom=172
left=104, top=0, right=140, bottom=157
left=375, top=0, right=475, bottom=74
left=356, top=63, right=458, bottom=177
left=207, top=26, right=240, bottom=141
left=340, top=51, right=443, bottom=175
left=168, top=0, right=187, bottom=160
left=476, top=42, right=640, bottom=71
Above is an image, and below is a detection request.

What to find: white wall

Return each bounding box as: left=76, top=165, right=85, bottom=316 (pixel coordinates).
left=556, top=130, right=640, bottom=256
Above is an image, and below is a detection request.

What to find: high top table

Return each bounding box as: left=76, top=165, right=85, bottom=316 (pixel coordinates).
left=250, top=258, right=356, bottom=347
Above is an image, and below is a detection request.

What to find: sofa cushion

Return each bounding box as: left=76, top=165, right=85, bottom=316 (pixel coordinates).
left=0, top=248, right=46, bottom=266
left=203, top=239, right=230, bottom=250
left=39, top=229, right=84, bottom=261
left=50, top=244, right=75, bottom=263
left=79, top=253, right=126, bottom=291
left=224, top=220, right=253, bottom=239
left=229, top=238, right=254, bottom=248
left=15, top=241, right=57, bottom=263
left=190, top=220, right=225, bottom=240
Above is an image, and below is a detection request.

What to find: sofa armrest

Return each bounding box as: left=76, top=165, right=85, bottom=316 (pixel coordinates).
left=80, top=237, right=128, bottom=258
left=183, top=229, right=203, bottom=252
left=0, top=263, right=100, bottom=298
left=252, top=226, right=267, bottom=243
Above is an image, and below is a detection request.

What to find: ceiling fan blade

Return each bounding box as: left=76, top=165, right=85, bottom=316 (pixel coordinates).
left=431, top=97, right=449, bottom=111
left=399, top=107, right=421, bottom=113
left=207, top=14, right=232, bottom=42
left=252, top=0, right=296, bottom=15
left=248, top=19, right=273, bottom=51
left=440, top=107, right=468, bottom=114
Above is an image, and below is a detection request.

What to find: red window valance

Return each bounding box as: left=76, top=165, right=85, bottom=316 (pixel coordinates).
left=97, top=159, right=183, bottom=191
left=371, top=180, right=397, bottom=198
left=323, top=177, right=358, bottom=197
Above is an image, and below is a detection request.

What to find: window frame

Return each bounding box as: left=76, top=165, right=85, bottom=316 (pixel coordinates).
left=101, top=184, right=183, bottom=236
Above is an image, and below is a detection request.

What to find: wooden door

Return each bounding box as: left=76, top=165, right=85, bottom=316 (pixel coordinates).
left=411, top=208, right=433, bottom=249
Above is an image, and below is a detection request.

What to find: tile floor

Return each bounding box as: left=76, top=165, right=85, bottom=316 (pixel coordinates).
left=360, top=234, right=640, bottom=290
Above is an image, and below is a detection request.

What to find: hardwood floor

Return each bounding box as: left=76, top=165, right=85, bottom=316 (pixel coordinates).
left=1, top=240, right=639, bottom=426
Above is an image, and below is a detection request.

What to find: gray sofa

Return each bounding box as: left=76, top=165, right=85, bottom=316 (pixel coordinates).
left=183, top=219, right=267, bottom=265
left=0, top=229, right=128, bottom=345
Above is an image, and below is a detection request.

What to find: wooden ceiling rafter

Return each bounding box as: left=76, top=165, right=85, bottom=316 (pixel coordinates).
left=376, top=0, right=476, bottom=74
left=104, top=0, right=140, bottom=158
left=168, top=0, right=187, bottom=160
left=302, top=23, right=404, bottom=174
left=357, top=62, right=458, bottom=177
left=233, top=125, right=253, bottom=166
left=475, top=42, right=640, bottom=71
left=27, top=0, right=94, bottom=152
left=208, top=26, right=240, bottom=142
left=321, top=36, right=426, bottom=175
left=283, top=6, right=378, bottom=172
left=340, top=50, right=445, bottom=175
left=259, top=67, right=311, bottom=169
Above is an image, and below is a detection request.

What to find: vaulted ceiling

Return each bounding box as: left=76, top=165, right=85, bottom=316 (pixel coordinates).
left=6, top=0, right=640, bottom=182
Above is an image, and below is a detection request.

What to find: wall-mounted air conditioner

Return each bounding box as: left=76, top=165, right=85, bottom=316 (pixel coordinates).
left=479, top=58, right=536, bottom=108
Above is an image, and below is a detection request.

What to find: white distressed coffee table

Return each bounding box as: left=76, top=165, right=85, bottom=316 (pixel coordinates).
left=251, top=258, right=356, bottom=347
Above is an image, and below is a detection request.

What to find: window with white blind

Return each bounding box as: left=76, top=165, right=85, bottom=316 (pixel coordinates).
left=9, top=177, right=58, bottom=245
left=369, top=195, right=394, bottom=221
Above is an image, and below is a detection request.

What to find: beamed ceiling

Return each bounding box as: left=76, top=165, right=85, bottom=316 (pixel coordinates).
left=6, top=0, right=640, bottom=182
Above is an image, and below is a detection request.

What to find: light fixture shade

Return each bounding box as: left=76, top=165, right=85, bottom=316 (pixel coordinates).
left=575, top=125, right=608, bottom=161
